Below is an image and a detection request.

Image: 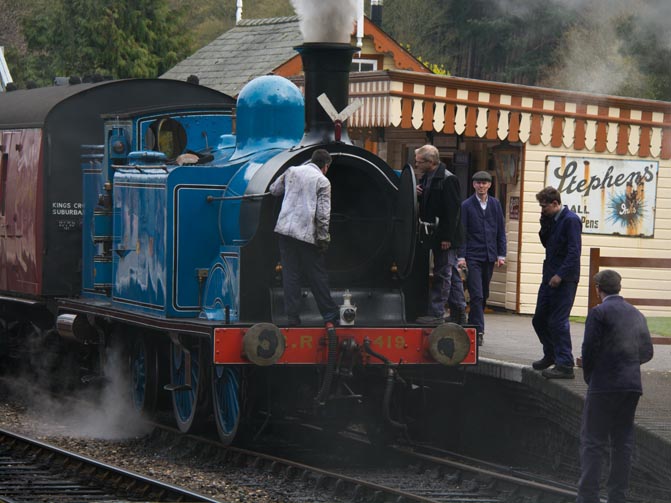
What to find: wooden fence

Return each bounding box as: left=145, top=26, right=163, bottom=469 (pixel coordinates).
left=588, top=247, right=671, bottom=310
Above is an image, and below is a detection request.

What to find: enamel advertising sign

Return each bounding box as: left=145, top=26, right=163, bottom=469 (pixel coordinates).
left=545, top=156, right=658, bottom=237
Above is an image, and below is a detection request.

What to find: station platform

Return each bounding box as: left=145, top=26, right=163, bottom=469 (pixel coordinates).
left=471, top=310, right=671, bottom=495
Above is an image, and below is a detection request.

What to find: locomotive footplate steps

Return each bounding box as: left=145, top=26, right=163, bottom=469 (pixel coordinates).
left=164, top=332, right=193, bottom=392
left=58, top=297, right=222, bottom=337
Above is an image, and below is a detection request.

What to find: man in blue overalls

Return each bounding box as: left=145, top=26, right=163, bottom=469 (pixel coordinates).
left=531, top=186, right=582, bottom=379
left=577, top=269, right=653, bottom=503
left=457, top=171, right=507, bottom=346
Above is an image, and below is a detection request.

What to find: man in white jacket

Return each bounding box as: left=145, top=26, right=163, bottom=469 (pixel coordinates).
left=270, top=149, right=338, bottom=326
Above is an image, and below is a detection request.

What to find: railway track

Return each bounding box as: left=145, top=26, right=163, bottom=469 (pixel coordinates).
left=0, top=381, right=660, bottom=503
left=0, top=427, right=221, bottom=503
left=145, top=420, right=582, bottom=503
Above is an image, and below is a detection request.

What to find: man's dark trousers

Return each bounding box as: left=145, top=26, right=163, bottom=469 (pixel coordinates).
left=278, top=235, right=338, bottom=323
left=429, top=247, right=465, bottom=317
left=577, top=392, right=640, bottom=503
left=531, top=280, right=577, bottom=367
left=465, top=259, right=494, bottom=335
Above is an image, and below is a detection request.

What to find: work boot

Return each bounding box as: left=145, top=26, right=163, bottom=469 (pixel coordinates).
left=448, top=305, right=467, bottom=326
left=477, top=332, right=484, bottom=347
left=542, top=365, right=575, bottom=379
left=416, top=315, right=445, bottom=325
left=532, top=357, right=554, bottom=370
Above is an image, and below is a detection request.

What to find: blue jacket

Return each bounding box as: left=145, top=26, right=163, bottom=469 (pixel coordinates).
left=458, top=194, right=506, bottom=262
left=581, top=295, right=653, bottom=393
left=540, top=206, right=582, bottom=283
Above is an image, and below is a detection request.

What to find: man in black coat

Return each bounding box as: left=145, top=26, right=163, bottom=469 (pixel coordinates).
left=577, top=269, right=653, bottom=503
left=415, top=144, right=465, bottom=324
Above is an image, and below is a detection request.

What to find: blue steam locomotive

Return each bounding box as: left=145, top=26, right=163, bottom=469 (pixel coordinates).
left=0, top=43, right=477, bottom=445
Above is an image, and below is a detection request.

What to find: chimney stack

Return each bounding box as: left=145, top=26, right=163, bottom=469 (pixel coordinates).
left=371, top=0, right=383, bottom=27
left=295, top=43, right=358, bottom=145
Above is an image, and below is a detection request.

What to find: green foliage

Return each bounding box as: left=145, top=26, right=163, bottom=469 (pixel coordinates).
left=380, top=0, right=671, bottom=100
left=382, top=0, right=575, bottom=86
left=615, top=13, right=671, bottom=101
left=5, top=0, right=671, bottom=101
left=20, top=0, right=191, bottom=85
left=168, top=0, right=294, bottom=48
left=647, top=318, right=671, bottom=337
left=401, top=43, right=448, bottom=76
left=572, top=316, right=671, bottom=337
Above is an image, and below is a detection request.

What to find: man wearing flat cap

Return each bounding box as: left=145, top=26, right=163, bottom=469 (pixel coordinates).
left=577, top=269, right=653, bottom=503
left=457, top=171, right=506, bottom=345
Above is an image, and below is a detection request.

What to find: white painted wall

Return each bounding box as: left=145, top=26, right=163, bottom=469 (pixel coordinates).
left=515, top=144, right=671, bottom=317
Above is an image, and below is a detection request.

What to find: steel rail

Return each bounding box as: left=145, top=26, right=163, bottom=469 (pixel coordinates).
left=0, top=427, right=222, bottom=503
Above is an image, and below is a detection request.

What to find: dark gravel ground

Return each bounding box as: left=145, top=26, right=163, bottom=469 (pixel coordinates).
left=0, top=377, right=336, bottom=503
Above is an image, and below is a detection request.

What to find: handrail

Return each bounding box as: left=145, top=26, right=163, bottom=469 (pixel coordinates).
left=0, top=46, right=13, bottom=91
left=588, top=247, right=671, bottom=309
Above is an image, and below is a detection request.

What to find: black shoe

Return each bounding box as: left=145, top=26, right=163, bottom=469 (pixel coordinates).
left=477, top=333, right=484, bottom=347
left=542, top=365, right=575, bottom=379
left=448, top=305, right=467, bottom=326
left=532, top=357, right=554, bottom=370
left=416, top=315, right=445, bottom=325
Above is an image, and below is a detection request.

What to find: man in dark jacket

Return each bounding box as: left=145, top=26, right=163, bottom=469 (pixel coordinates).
left=532, top=186, right=582, bottom=378
left=415, top=144, right=466, bottom=324
left=457, top=171, right=506, bottom=346
left=577, top=269, right=653, bottom=503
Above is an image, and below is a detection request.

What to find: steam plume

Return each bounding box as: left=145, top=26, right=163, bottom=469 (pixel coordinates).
left=290, top=0, right=359, bottom=44
left=494, top=0, right=669, bottom=97
left=6, top=347, right=151, bottom=440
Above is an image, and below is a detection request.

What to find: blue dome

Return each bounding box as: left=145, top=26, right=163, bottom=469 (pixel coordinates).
left=234, top=76, right=304, bottom=157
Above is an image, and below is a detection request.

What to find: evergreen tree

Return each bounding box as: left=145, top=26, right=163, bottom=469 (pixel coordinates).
left=382, top=0, right=575, bottom=86
left=21, top=0, right=191, bottom=84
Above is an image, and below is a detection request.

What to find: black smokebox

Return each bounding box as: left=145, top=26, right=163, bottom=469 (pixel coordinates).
left=295, top=43, right=358, bottom=145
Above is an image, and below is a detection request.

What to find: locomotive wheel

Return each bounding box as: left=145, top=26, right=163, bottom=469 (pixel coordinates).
left=212, top=365, right=242, bottom=445
left=170, top=337, right=211, bottom=433
left=130, top=336, right=159, bottom=416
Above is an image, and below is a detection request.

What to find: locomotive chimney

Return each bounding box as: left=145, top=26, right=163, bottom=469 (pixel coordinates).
left=295, top=43, right=358, bottom=145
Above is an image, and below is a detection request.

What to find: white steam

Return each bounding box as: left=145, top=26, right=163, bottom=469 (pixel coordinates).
left=9, top=347, right=152, bottom=440
left=505, top=0, right=668, bottom=96
left=290, top=0, right=359, bottom=43
left=540, top=8, right=642, bottom=96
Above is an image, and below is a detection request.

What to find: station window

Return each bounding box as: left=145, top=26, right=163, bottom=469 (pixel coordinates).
left=351, top=59, right=378, bottom=72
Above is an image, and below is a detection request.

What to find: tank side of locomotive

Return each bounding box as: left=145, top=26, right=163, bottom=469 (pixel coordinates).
left=81, top=105, right=237, bottom=318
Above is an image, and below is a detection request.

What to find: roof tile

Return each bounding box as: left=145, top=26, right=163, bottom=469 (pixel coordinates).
left=161, top=16, right=302, bottom=96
